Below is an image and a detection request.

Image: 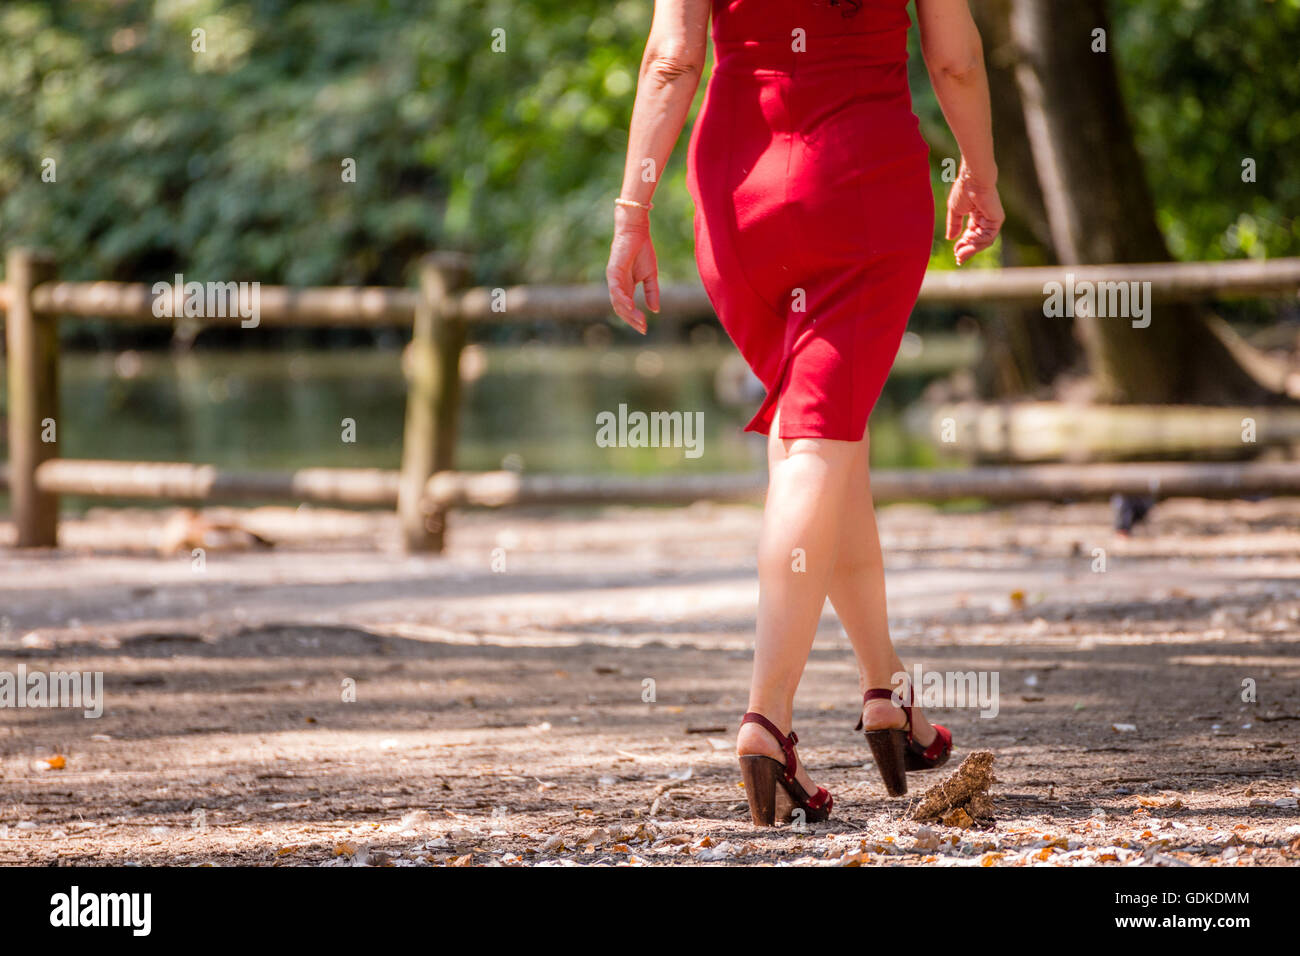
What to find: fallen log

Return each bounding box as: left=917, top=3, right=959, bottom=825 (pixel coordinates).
left=909, top=401, right=1300, bottom=462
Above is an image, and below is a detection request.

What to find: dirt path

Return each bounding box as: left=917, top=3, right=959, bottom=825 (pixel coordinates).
left=1, top=497, right=1297, bottom=866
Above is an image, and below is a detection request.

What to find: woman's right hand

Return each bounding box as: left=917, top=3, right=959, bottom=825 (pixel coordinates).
left=606, top=207, right=660, bottom=334
left=945, top=159, right=1005, bottom=266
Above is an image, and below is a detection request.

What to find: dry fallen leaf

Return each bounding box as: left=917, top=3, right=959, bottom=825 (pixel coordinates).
left=1138, top=796, right=1181, bottom=808
left=913, top=827, right=941, bottom=850
left=942, top=807, right=974, bottom=829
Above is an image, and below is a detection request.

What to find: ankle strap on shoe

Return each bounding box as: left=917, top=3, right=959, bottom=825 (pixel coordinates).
left=856, top=686, right=913, bottom=732
left=740, top=712, right=798, bottom=783
left=864, top=686, right=914, bottom=706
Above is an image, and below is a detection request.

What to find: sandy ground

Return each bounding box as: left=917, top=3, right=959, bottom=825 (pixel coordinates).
left=0, top=497, right=1297, bottom=867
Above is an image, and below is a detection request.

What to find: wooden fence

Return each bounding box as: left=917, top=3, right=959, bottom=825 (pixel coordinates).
left=3, top=248, right=1300, bottom=551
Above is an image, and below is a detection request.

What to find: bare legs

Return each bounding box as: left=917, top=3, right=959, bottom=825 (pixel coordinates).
left=736, top=411, right=935, bottom=795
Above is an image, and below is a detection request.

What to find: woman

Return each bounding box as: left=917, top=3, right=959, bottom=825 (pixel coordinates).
left=606, top=0, right=1003, bottom=825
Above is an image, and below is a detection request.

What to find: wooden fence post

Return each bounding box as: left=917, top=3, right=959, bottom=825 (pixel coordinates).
left=398, top=251, right=471, bottom=552
left=5, top=248, right=61, bottom=546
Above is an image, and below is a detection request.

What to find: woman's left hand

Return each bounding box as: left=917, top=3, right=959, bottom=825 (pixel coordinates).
left=606, top=208, right=660, bottom=334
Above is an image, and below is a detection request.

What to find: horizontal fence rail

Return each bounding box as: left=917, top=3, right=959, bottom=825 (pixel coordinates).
left=5, top=460, right=401, bottom=506
left=4, top=247, right=1300, bottom=551
left=2, top=257, right=1298, bottom=326
left=5, top=459, right=1300, bottom=508
left=28, top=282, right=420, bottom=327
left=421, top=461, right=1300, bottom=507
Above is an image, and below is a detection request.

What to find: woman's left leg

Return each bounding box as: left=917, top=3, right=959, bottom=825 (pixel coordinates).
left=825, top=431, right=938, bottom=743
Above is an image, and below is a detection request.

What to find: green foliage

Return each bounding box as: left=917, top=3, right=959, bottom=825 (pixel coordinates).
left=1110, top=0, right=1300, bottom=260
left=0, top=0, right=671, bottom=286
left=0, top=0, right=1296, bottom=291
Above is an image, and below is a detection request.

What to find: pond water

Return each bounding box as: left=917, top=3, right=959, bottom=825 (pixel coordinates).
left=13, top=340, right=970, bottom=512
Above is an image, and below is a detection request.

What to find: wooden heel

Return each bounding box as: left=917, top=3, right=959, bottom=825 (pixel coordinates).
left=857, top=687, right=954, bottom=794
left=864, top=728, right=909, bottom=796
left=739, top=755, right=779, bottom=826
left=736, top=713, right=834, bottom=826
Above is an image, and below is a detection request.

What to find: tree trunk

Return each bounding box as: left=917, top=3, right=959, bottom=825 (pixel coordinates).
left=1006, top=0, right=1287, bottom=405
left=969, top=0, right=1077, bottom=396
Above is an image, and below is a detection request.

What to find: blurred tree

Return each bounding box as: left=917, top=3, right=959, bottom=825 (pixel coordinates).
left=0, top=0, right=1296, bottom=314
left=0, top=0, right=696, bottom=287
left=1003, top=0, right=1295, bottom=404
left=1110, top=0, right=1300, bottom=263
left=967, top=0, right=1078, bottom=397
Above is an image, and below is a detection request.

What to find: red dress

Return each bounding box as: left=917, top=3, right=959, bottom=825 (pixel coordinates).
left=686, top=0, right=934, bottom=441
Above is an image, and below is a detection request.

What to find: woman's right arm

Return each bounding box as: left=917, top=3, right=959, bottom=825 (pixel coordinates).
left=916, top=0, right=1004, bottom=265
left=606, top=0, right=712, bottom=332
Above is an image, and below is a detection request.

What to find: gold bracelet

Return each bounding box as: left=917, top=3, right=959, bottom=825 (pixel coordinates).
left=615, top=197, right=654, bottom=211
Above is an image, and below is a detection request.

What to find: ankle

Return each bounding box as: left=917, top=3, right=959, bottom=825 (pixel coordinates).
left=860, top=697, right=907, bottom=730
left=736, top=721, right=781, bottom=758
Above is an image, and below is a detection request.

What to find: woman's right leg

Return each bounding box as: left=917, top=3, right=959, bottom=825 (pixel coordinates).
left=826, top=433, right=938, bottom=742
left=736, top=407, right=860, bottom=797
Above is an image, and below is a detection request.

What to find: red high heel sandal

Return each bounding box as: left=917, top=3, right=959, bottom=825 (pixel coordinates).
left=737, top=712, right=833, bottom=826
left=856, top=687, right=953, bottom=796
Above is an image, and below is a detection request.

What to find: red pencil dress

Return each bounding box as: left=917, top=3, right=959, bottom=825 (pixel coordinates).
left=686, top=0, right=935, bottom=441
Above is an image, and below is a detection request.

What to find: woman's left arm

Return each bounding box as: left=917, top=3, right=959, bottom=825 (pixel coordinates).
left=606, top=0, right=712, bottom=333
